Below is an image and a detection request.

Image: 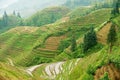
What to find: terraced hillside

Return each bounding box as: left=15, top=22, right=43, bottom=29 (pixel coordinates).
left=0, top=3, right=120, bottom=79
left=39, top=35, right=66, bottom=51
left=34, top=35, right=67, bottom=57
left=56, top=15, right=120, bottom=80
left=0, top=26, right=50, bottom=66
left=0, top=8, right=111, bottom=67
left=0, top=62, right=34, bottom=80
left=0, top=23, right=69, bottom=66
left=31, top=58, right=81, bottom=80
left=63, top=8, right=111, bottom=28
left=30, top=14, right=120, bottom=80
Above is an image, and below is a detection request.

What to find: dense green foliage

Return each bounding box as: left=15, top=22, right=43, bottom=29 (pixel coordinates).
left=58, top=39, right=71, bottom=52
left=71, top=35, right=77, bottom=52
left=25, top=6, right=70, bottom=26
left=25, top=55, right=52, bottom=66
left=107, top=24, right=117, bottom=44
left=83, top=27, right=97, bottom=53
left=111, top=0, right=120, bottom=17
left=107, top=23, right=117, bottom=53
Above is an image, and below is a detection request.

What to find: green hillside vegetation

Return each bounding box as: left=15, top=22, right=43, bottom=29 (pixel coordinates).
left=0, top=62, right=33, bottom=80
left=31, top=1, right=120, bottom=78
left=32, top=15, right=120, bottom=80
left=0, top=0, right=120, bottom=79
left=57, top=13, right=120, bottom=79
left=28, top=17, right=120, bottom=80
left=67, top=2, right=113, bottom=20
left=67, top=7, right=92, bottom=19
left=25, top=6, right=70, bottom=27
left=0, top=8, right=111, bottom=67
left=66, top=8, right=111, bottom=27
left=0, top=27, right=51, bottom=66
left=70, top=27, right=120, bottom=80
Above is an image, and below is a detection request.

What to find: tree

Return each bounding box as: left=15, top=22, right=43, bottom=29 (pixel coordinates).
left=17, top=12, right=21, bottom=18
left=13, top=10, right=16, bottom=16
left=83, top=27, right=97, bottom=53
left=115, top=0, right=120, bottom=14
left=2, top=11, right=8, bottom=27
left=111, top=0, right=120, bottom=16
left=107, top=23, right=117, bottom=53
left=71, top=34, right=77, bottom=52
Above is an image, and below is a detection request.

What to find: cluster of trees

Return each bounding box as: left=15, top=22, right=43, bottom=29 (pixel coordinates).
left=111, top=0, right=120, bottom=17
left=63, top=0, right=107, bottom=9
left=94, top=0, right=115, bottom=9
left=0, top=7, right=70, bottom=29
left=73, top=23, right=116, bottom=54
left=107, top=23, right=117, bottom=53
left=70, top=22, right=117, bottom=54
left=70, top=27, right=97, bottom=53
left=0, top=11, right=23, bottom=29
left=83, top=27, right=97, bottom=53
left=71, top=34, right=77, bottom=52
left=107, top=0, right=119, bottom=53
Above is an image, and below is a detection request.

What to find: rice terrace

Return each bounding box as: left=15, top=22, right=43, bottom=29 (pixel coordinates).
left=0, top=0, right=120, bottom=80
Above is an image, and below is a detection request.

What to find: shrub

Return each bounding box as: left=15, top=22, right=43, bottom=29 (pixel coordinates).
left=58, top=39, right=71, bottom=52
left=79, top=73, right=94, bottom=80
left=86, top=65, right=96, bottom=75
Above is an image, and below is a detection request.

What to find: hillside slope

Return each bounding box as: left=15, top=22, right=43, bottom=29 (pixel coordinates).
left=0, top=8, right=111, bottom=67
left=31, top=15, right=120, bottom=80
left=57, top=15, right=120, bottom=80
left=25, top=6, right=70, bottom=26
left=0, top=62, right=34, bottom=80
